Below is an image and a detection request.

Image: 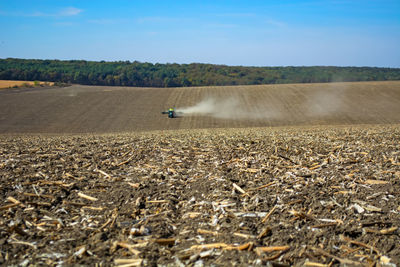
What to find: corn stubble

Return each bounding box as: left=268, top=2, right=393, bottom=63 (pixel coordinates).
left=0, top=125, right=399, bottom=266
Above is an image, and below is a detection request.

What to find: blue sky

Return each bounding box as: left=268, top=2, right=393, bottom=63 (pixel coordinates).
left=0, top=0, right=399, bottom=67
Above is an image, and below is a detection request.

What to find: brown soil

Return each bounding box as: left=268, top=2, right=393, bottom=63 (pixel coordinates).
left=0, top=81, right=399, bottom=133
left=1, top=126, right=399, bottom=266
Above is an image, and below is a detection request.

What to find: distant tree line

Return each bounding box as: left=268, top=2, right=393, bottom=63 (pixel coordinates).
left=0, top=58, right=399, bottom=87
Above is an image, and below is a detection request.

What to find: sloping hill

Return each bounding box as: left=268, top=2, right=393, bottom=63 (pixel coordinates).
left=0, top=81, right=399, bottom=133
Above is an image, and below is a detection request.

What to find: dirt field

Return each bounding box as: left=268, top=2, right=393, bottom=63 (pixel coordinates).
left=1, top=81, right=400, bottom=266
left=0, top=80, right=54, bottom=89
left=0, top=81, right=399, bottom=133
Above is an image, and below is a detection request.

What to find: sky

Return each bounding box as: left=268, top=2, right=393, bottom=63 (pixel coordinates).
left=0, top=0, right=399, bottom=67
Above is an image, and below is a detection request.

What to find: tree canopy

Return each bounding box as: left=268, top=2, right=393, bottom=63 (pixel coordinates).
left=1, top=58, right=399, bottom=87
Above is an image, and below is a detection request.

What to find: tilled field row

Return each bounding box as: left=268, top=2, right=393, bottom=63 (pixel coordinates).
left=0, top=125, right=400, bottom=266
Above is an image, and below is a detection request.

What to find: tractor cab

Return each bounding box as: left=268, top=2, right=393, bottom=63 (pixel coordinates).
left=161, top=108, right=177, bottom=118
left=168, top=108, right=175, bottom=118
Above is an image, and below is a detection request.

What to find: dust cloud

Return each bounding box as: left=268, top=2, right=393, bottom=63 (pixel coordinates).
left=176, top=96, right=280, bottom=120
left=305, top=86, right=345, bottom=117
left=176, top=84, right=349, bottom=121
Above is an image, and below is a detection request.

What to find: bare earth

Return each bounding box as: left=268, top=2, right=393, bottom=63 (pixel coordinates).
left=0, top=81, right=400, bottom=266
left=0, top=81, right=399, bottom=133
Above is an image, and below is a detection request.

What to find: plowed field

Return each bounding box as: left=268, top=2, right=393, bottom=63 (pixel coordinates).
left=0, top=81, right=399, bottom=133
left=1, top=81, right=400, bottom=266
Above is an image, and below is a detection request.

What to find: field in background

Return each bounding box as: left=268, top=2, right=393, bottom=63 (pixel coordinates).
left=0, top=81, right=399, bottom=133
left=0, top=80, right=54, bottom=89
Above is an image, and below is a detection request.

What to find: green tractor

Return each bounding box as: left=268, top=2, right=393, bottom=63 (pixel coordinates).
left=161, top=108, right=177, bottom=118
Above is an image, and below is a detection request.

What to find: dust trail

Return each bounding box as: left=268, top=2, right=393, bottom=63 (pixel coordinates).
left=305, top=87, right=344, bottom=117
left=176, top=84, right=349, bottom=121
left=176, top=96, right=280, bottom=120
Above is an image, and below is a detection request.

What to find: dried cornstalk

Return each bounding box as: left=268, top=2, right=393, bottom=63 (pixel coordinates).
left=127, top=182, right=140, bottom=188
left=304, top=261, right=329, bottom=267
left=339, top=235, right=380, bottom=254
left=114, top=258, right=143, bottom=266
left=261, top=205, right=277, bottom=223
left=197, top=229, right=219, bottom=236
left=183, top=212, right=202, bottom=219
left=310, top=247, right=362, bottom=265
left=190, top=243, right=228, bottom=251
left=252, top=181, right=276, bottom=190
left=81, top=206, right=104, bottom=211
left=78, top=192, right=98, bottom=201
left=254, top=245, right=289, bottom=256
left=257, top=227, right=271, bottom=239
left=289, top=210, right=315, bottom=221
left=74, top=246, right=86, bottom=258
left=146, top=200, right=168, bottom=204
left=363, top=179, right=389, bottom=185
left=116, top=158, right=132, bottom=167
left=22, top=192, right=54, bottom=199
left=0, top=203, right=20, bottom=210
left=114, top=259, right=143, bottom=267
left=115, top=242, right=141, bottom=256
left=9, top=238, right=37, bottom=249
left=364, top=226, right=398, bottom=235
left=6, top=196, right=21, bottom=204
left=95, top=168, right=112, bottom=178
left=233, top=232, right=255, bottom=239
left=232, top=183, right=247, bottom=195
left=225, top=242, right=253, bottom=251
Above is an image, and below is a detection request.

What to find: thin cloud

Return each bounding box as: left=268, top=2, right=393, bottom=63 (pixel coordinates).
left=136, top=16, right=189, bottom=24
left=265, top=18, right=286, bottom=28
left=205, top=23, right=238, bottom=29
left=88, top=18, right=129, bottom=25
left=28, top=7, right=83, bottom=17
left=53, top=22, right=76, bottom=27
left=59, top=7, right=83, bottom=16
left=88, top=19, right=119, bottom=25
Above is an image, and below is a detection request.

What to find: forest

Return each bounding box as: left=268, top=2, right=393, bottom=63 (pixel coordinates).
left=1, top=58, right=399, bottom=87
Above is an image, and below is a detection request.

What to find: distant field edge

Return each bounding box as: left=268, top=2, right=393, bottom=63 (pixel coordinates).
left=0, top=80, right=55, bottom=89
